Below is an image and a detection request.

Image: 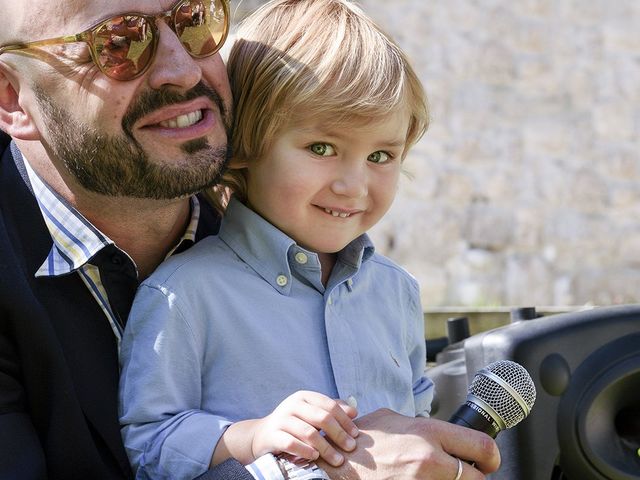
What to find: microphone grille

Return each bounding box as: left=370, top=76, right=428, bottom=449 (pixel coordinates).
left=468, top=360, right=536, bottom=429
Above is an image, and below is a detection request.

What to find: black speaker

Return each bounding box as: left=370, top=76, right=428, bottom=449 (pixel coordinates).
left=427, top=305, right=640, bottom=480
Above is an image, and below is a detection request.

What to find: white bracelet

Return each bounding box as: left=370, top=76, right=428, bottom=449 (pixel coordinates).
left=246, top=454, right=284, bottom=480
left=276, top=455, right=331, bottom=480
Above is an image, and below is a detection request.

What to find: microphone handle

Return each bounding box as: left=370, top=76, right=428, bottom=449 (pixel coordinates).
left=448, top=401, right=501, bottom=439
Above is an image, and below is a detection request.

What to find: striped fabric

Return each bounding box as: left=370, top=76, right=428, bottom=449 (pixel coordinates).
left=23, top=155, right=200, bottom=346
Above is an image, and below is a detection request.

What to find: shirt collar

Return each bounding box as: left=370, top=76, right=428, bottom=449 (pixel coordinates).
left=167, top=196, right=201, bottom=257
left=23, top=154, right=201, bottom=277
left=218, top=197, right=375, bottom=294
left=337, top=232, right=375, bottom=267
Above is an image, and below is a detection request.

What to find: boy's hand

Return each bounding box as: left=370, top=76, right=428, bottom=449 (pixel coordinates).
left=252, top=390, right=359, bottom=466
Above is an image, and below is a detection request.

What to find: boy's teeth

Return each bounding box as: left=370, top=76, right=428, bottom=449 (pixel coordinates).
left=159, top=110, right=202, bottom=128
left=324, top=208, right=350, bottom=218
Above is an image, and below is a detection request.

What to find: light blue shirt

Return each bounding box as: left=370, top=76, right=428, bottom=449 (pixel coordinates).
left=119, top=198, right=433, bottom=480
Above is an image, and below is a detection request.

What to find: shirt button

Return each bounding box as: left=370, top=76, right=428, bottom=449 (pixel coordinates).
left=276, top=275, right=288, bottom=287
left=294, top=252, right=308, bottom=264
left=327, top=297, right=333, bottom=305
left=346, top=395, right=358, bottom=409
left=111, top=255, right=122, bottom=265
left=347, top=279, right=353, bottom=287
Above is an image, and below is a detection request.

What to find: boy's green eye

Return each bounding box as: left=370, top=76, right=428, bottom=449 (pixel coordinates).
left=368, top=151, right=390, bottom=164
left=309, top=143, right=335, bottom=156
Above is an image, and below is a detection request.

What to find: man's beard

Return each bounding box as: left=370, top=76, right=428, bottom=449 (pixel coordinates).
left=34, top=82, right=232, bottom=199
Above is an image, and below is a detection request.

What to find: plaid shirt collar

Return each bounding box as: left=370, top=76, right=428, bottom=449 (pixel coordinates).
left=22, top=154, right=201, bottom=278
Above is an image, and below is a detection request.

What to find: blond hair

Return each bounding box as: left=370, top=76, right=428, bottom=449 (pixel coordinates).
left=210, top=0, right=428, bottom=209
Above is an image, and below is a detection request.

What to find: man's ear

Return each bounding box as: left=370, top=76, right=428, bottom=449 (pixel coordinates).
left=0, top=63, right=40, bottom=140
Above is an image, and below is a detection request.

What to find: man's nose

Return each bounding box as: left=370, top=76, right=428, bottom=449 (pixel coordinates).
left=145, top=20, right=202, bottom=90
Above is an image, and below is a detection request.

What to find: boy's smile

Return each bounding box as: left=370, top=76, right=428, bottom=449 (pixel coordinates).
left=320, top=206, right=362, bottom=218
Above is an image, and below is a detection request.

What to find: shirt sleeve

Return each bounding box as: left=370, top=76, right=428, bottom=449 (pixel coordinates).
left=119, top=283, right=232, bottom=480
left=406, top=279, right=434, bottom=417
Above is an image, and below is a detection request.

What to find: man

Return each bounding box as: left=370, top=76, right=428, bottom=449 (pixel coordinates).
left=0, top=1, right=500, bottom=479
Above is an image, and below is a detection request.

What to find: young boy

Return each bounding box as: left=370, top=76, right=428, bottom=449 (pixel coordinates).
left=119, top=0, right=433, bottom=478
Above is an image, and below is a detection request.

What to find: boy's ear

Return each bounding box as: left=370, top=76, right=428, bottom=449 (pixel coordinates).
left=0, top=63, right=40, bottom=141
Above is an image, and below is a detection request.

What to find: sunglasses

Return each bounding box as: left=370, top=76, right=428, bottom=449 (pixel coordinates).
left=0, top=0, right=229, bottom=81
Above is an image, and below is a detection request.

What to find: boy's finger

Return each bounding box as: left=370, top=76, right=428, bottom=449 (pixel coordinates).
left=291, top=402, right=357, bottom=452
left=295, top=392, right=359, bottom=437
left=335, top=398, right=358, bottom=419
left=282, top=416, right=345, bottom=467
left=270, top=430, right=319, bottom=461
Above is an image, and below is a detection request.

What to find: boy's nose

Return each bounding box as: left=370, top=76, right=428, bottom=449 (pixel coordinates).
left=331, top=161, right=368, bottom=198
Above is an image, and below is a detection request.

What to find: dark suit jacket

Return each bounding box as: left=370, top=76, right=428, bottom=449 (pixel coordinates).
left=0, top=140, right=253, bottom=480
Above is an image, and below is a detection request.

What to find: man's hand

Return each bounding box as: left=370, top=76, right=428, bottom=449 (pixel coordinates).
left=319, top=408, right=501, bottom=480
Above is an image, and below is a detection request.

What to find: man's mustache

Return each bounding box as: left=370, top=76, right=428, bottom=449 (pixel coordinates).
left=121, top=82, right=228, bottom=137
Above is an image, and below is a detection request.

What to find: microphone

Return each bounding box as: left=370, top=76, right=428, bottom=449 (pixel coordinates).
left=448, top=360, right=536, bottom=438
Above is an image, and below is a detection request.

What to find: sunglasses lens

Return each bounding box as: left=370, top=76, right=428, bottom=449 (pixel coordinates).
left=174, top=0, right=228, bottom=57
left=94, top=16, right=155, bottom=80
left=89, top=0, right=227, bottom=80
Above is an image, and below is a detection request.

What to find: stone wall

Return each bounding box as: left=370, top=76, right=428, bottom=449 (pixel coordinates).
left=229, top=0, right=640, bottom=308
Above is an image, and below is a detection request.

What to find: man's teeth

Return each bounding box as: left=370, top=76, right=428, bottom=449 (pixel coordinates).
left=159, top=110, right=203, bottom=128
left=324, top=208, right=351, bottom=218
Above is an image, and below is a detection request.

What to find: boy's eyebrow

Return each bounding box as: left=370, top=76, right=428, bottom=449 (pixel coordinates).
left=377, top=139, right=407, bottom=147
left=297, top=126, right=407, bottom=148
